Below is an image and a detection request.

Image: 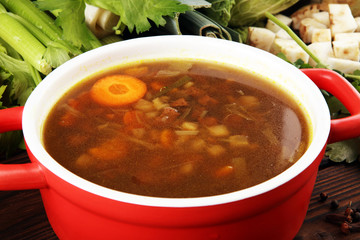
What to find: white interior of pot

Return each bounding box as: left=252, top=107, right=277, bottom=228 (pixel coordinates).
left=22, top=35, right=331, bottom=207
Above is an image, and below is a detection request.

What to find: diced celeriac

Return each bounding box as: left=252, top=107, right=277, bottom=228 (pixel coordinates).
left=291, top=4, right=322, bottom=30
left=307, top=41, right=334, bottom=67
left=334, top=33, right=360, bottom=47
left=271, top=38, right=310, bottom=63
left=329, top=4, right=357, bottom=37
left=299, top=18, right=327, bottom=43
left=311, top=11, right=330, bottom=27
left=326, top=57, right=360, bottom=73
left=312, top=28, right=332, bottom=42
left=276, top=29, right=292, bottom=39
left=266, top=14, right=293, bottom=33
left=332, top=40, right=359, bottom=61
left=248, top=27, right=276, bottom=52
left=355, top=17, right=360, bottom=32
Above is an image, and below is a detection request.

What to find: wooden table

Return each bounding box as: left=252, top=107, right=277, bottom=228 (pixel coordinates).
left=1, top=151, right=360, bottom=240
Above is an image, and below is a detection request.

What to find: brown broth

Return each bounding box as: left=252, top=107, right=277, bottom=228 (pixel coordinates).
left=42, top=60, right=310, bottom=198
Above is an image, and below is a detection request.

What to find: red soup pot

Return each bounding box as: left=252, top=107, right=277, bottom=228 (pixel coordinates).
left=1, top=36, right=360, bottom=240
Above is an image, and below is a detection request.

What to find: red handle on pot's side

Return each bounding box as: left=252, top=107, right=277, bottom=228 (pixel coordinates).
left=0, top=106, right=47, bottom=190
left=301, top=68, right=360, bottom=144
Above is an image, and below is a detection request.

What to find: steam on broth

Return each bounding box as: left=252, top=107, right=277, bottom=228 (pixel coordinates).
left=43, top=59, right=310, bottom=198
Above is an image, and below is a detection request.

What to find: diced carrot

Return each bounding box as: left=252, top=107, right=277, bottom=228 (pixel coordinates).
left=88, top=138, right=128, bottom=161
left=123, top=110, right=144, bottom=128
left=90, top=74, right=147, bottom=107
left=150, top=81, right=165, bottom=91
left=199, top=116, right=218, bottom=127
left=215, top=165, right=234, bottom=178
left=160, top=129, right=177, bottom=148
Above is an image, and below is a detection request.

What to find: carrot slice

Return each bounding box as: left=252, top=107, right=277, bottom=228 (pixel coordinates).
left=90, top=74, right=147, bottom=107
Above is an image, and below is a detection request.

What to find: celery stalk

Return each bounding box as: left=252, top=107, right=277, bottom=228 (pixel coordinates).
left=0, top=13, right=51, bottom=75
left=0, top=0, right=81, bottom=55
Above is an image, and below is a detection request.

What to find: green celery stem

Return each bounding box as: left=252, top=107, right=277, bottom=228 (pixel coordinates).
left=0, top=13, right=51, bottom=75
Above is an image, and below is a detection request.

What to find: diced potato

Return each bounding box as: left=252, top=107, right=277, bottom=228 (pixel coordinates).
left=152, top=97, right=169, bottom=110
left=271, top=39, right=310, bottom=63
left=312, top=28, right=332, bottom=42
left=334, top=32, right=360, bottom=47
left=237, top=95, right=260, bottom=109
left=207, top=125, right=230, bottom=137
left=275, top=29, right=292, bottom=39
left=332, top=40, right=359, bottom=61
left=181, top=121, right=198, bottom=131
left=247, top=27, right=276, bottom=52
left=329, top=4, right=357, bottom=37
left=179, top=162, right=194, bottom=175
left=134, top=99, right=155, bottom=112
left=207, top=144, right=226, bottom=157
left=291, top=4, right=323, bottom=30
left=191, top=139, right=206, bottom=152
left=311, top=11, right=330, bottom=27
left=307, top=42, right=334, bottom=67
left=266, top=14, right=293, bottom=33
left=326, top=57, right=360, bottom=73
left=299, top=18, right=327, bottom=43
left=228, top=135, right=249, bottom=148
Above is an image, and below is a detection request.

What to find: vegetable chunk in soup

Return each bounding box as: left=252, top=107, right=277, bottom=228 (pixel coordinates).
left=43, top=60, right=310, bottom=198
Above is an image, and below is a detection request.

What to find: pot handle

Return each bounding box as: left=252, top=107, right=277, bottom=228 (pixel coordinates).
left=0, top=106, right=47, bottom=190
left=301, top=68, right=360, bottom=144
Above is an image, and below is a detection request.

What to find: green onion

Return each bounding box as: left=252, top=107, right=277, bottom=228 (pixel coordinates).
left=0, top=13, right=51, bottom=75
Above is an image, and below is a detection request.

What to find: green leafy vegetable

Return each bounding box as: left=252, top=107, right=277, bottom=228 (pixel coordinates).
left=229, top=0, right=299, bottom=27
left=86, top=0, right=191, bottom=34
left=34, top=0, right=102, bottom=52
left=201, top=0, right=236, bottom=26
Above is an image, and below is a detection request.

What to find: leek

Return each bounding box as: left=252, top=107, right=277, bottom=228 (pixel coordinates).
left=0, top=13, right=51, bottom=75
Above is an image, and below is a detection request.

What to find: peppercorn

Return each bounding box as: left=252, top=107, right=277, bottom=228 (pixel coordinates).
left=353, top=212, right=360, bottom=223
left=330, top=200, right=339, bottom=210
left=320, top=192, right=328, bottom=202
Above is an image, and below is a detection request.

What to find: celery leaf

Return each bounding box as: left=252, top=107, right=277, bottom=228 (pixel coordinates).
left=86, top=0, right=191, bottom=34
left=35, top=0, right=102, bottom=51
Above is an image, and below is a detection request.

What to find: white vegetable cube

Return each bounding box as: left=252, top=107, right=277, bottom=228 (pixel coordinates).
left=311, top=12, right=330, bottom=27
left=329, top=4, right=357, bottom=37
left=266, top=14, right=293, bottom=33
left=326, top=57, right=360, bottom=73
left=332, top=40, right=359, bottom=61
left=271, top=39, right=310, bottom=63
left=248, top=27, right=276, bottom=52
left=291, top=4, right=322, bottom=30
left=334, top=32, right=360, bottom=47
left=299, top=18, right=327, bottom=43
left=307, top=42, right=334, bottom=67
left=355, top=17, right=360, bottom=32
left=312, top=28, right=332, bottom=42
left=276, top=29, right=292, bottom=39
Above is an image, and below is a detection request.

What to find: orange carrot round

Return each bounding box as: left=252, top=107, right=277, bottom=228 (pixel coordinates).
left=90, top=74, right=147, bottom=107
